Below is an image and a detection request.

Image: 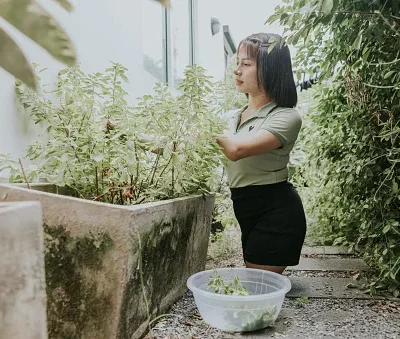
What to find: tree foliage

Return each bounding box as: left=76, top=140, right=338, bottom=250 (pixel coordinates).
left=268, top=0, right=400, bottom=295
left=0, top=0, right=76, bottom=90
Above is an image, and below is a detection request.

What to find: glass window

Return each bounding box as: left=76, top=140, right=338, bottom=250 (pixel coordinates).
left=142, top=0, right=166, bottom=82
left=169, top=0, right=191, bottom=89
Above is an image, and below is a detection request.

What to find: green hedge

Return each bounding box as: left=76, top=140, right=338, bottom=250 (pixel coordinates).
left=269, top=0, right=400, bottom=296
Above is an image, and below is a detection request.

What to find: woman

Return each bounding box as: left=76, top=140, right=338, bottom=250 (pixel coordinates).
left=213, top=33, right=306, bottom=274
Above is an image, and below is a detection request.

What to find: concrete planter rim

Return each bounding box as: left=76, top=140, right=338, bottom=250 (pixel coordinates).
left=1, top=183, right=215, bottom=209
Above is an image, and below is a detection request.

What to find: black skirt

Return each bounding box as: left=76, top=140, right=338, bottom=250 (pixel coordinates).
left=230, top=181, right=306, bottom=266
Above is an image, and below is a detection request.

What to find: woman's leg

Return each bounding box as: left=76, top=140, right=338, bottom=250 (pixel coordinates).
left=245, top=261, right=287, bottom=274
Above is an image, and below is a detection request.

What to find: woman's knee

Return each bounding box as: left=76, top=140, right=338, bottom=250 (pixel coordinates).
left=245, top=261, right=287, bottom=274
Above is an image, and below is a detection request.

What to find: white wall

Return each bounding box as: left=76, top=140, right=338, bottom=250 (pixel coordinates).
left=0, top=0, right=161, bottom=159
left=195, top=9, right=226, bottom=80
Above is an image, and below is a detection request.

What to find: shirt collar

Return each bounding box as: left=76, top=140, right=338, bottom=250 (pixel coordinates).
left=253, top=101, right=277, bottom=117
left=234, top=101, right=277, bottom=121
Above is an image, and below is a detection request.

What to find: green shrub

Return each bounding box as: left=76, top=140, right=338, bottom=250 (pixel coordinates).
left=1, top=63, right=227, bottom=204
left=269, top=0, right=400, bottom=295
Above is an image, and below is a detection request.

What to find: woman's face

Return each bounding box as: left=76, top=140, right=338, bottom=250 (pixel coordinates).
left=234, top=46, right=263, bottom=96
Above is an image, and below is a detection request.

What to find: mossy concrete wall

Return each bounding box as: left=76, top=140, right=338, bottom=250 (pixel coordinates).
left=0, top=201, right=47, bottom=339
left=0, top=184, right=214, bottom=339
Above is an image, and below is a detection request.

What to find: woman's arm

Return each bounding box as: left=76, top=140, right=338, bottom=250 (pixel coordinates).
left=213, top=130, right=282, bottom=161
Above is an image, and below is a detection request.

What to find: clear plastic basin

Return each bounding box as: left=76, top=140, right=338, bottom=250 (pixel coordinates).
left=187, top=267, right=291, bottom=332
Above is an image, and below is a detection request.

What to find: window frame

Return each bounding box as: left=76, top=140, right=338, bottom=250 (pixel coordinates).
left=163, top=0, right=196, bottom=88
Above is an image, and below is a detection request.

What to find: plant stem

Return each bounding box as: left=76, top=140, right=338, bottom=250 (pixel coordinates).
left=374, top=163, right=396, bottom=201
left=130, top=175, right=135, bottom=199
left=55, top=106, right=70, bottom=138
left=156, top=156, right=173, bottom=185
left=95, top=166, right=99, bottom=196
left=18, top=158, right=30, bottom=189
left=171, top=141, right=176, bottom=195
left=149, top=153, right=161, bottom=186
left=218, top=167, right=225, bottom=193
left=119, top=189, right=124, bottom=205
left=93, top=193, right=106, bottom=201
left=133, top=139, right=140, bottom=182
left=171, top=165, right=175, bottom=196
left=136, top=179, right=143, bottom=198
left=377, top=11, right=400, bottom=36
left=367, top=58, right=400, bottom=66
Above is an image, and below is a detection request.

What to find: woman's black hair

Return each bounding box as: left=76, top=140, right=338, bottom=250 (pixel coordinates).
left=238, top=33, right=297, bottom=108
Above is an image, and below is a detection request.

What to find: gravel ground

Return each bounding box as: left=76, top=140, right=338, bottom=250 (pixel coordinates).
left=148, top=293, right=400, bottom=339
left=284, top=270, right=356, bottom=278
left=146, top=227, right=400, bottom=339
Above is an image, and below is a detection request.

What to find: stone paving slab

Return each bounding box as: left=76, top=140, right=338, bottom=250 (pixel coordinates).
left=324, top=246, right=354, bottom=255
left=288, top=257, right=367, bottom=271
left=301, top=246, right=354, bottom=255
left=286, top=277, right=372, bottom=299
left=225, top=299, right=400, bottom=339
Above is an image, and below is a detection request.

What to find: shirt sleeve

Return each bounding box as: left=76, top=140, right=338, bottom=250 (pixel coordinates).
left=259, top=109, right=302, bottom=147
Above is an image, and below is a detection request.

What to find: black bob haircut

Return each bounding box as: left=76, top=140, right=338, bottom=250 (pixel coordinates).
left=238, top=33, right=297, bottom=108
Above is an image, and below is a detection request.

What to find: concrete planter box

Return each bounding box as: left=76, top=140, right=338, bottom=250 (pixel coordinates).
left=0, top=201, right=47, bottom=339
left=0, top=184, right=214, bottom=339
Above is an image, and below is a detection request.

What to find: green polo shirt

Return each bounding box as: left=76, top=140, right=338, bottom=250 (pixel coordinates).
left=225, top=102, right=302, bottom=188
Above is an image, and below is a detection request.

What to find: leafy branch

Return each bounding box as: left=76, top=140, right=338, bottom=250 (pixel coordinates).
left=1, top=63, right=227, bottom=205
